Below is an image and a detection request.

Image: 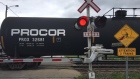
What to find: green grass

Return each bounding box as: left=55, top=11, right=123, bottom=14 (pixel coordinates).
left=110, top=72, right=125, bottom=79
left=109, top=72, right=140, bottom=79
left=97, top=72, right=140, bottom=79
left=74, top=75, right=87, bottom=79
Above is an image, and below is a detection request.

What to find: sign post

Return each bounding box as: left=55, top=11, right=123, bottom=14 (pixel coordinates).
left=126, top=50, right=128, bottom=79
left=78, top=0, right=100, bottom=79
left=114, top=24, right=139, bottom=79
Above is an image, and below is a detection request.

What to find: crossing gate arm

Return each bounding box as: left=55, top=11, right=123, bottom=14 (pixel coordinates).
left=0, top=58, right=82, bottom=63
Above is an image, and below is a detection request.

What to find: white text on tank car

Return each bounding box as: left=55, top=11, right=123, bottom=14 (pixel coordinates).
left=11, top=29, right=65, bottom=36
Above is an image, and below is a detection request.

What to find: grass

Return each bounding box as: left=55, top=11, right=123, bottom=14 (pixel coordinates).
left=109, top=72, right=125, bottom=79
left=109, top=72, right=140, bottom=79
left=74, top=75, right=87, bottom=79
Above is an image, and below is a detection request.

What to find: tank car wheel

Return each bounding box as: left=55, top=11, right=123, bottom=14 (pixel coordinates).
left=25, top=62, right=38, bottom=69
left=8, top=63, right=26, bottom=70
left=37, top=62, right=41, bottom=66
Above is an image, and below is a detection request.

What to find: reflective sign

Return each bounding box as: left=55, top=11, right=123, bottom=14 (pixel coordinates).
left=117, top=48, right=136, bottom=56
left=114, top=24, right=139, bottom=47
left=78, top=0, right=100, bottom=13
left=83, top=32, right=100, bottom=37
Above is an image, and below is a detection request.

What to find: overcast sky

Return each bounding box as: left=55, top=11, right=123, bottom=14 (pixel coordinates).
left=0, top=0, right=140, bottom=25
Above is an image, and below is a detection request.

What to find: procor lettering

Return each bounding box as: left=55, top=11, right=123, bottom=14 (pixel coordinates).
left=11, top=29, right=65, bottom=36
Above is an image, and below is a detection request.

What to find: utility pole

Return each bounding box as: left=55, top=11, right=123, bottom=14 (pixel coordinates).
left=5, top=5, right=8, bottom=18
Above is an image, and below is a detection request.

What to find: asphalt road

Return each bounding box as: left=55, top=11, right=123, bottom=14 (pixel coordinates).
left=0, top=62, right=81, bottom=79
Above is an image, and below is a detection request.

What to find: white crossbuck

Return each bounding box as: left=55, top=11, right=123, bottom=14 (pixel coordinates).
left=78, top=0, right=100, bottom=13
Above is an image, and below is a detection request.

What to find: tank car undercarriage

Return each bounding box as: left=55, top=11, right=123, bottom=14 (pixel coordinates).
left=0, top=62, right=41, bottom=70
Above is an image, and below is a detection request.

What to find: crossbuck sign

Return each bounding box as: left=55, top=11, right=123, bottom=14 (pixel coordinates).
left=78, top=0, right=101, bottom=13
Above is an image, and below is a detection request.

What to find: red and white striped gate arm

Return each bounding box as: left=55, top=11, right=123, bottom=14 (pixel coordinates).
left=0, top=58, right=81, bottom=63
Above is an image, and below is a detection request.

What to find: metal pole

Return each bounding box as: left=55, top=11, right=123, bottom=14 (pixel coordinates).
left=87, top=5, right=95, bottom=79
left=113, top=7, right=114, bottom=17
left=5, top=5, right=8, bottom=18
left=87, top=5, right=92, bottom=72
left=126, top=55, right=128, bottom=79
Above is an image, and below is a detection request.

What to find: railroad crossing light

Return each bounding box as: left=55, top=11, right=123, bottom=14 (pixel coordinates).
left=90, top=16, right=107, bottom=29
left=74, top=16, right=89, bottom=30
left=94, top=16, right=107, bottom=28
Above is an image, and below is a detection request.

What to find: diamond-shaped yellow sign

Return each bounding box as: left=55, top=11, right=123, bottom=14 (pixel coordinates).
left=114, top=24, right=139, bottom=47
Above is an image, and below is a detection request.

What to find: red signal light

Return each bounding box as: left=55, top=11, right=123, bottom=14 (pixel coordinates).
left=79, top=19, right=87, bottom=26
left=74, top=16, right=89, bottom=30
left=77, top=16, right=89, bottom=27
left=81, top=16, right=88, bottom=21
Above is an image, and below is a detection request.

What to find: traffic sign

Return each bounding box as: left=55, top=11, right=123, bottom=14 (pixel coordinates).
left=83, top=32, right=99, bottom=37
left=114, top=24, right=139, bottom=47
left=117, top=48, right=136, bottom=56
left=78, top=0, right=100, bottom=13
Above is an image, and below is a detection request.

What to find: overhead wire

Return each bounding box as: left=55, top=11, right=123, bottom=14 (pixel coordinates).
left=8, top=8, right=19, bottom=17
left=0, top=2, right=19, bottom=17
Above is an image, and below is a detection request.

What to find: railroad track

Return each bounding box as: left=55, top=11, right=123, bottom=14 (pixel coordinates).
left=38, top=65, right=140, bottom=70
left=73, top=60, right=140, bottom=64
left=75, top=68, right=140, bottom=73
left=72, top=60, right=140, bottom=69
left=36, top=61, right=140, bottom=70
left=93, top=68, right=140, bottom=72
left=71, top=65, right=140, bottom=68
left=72, top=61, right=140, bottom=73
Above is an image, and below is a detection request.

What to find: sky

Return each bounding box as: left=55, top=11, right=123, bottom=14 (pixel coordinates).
left=0, top=0, right=140, bottom=25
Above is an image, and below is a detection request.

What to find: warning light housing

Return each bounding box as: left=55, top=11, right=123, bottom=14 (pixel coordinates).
left=74, top=16, right=89, bottom=30
left=94, top=16, right=107, bottom=28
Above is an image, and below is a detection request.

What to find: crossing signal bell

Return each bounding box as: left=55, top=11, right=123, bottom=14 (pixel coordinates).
left=74, top=16, right=89, bottom=30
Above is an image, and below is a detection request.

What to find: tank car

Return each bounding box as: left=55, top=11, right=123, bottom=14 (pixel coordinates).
left=1, top=17, right=140, bottom=57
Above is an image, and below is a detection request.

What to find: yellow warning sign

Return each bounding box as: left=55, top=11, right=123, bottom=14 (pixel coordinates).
left=117, top=48, right=136, bottom=56
left=114, top=24, right=139, bottom=47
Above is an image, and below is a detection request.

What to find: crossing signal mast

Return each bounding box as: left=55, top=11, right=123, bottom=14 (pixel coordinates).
left=74, top=15, right=113, bottom=79
left=75, top=0, right=113, bottom=79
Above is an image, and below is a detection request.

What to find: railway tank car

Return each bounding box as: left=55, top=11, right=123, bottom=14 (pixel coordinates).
left=1, top=16, right=140, bottom=57
left=0, top=17, right=87, bottom=57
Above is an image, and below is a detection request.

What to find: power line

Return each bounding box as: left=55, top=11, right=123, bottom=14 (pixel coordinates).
left=9, top=8, right=19, bottom=17
left=0, top=2, right=6, bottom=6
